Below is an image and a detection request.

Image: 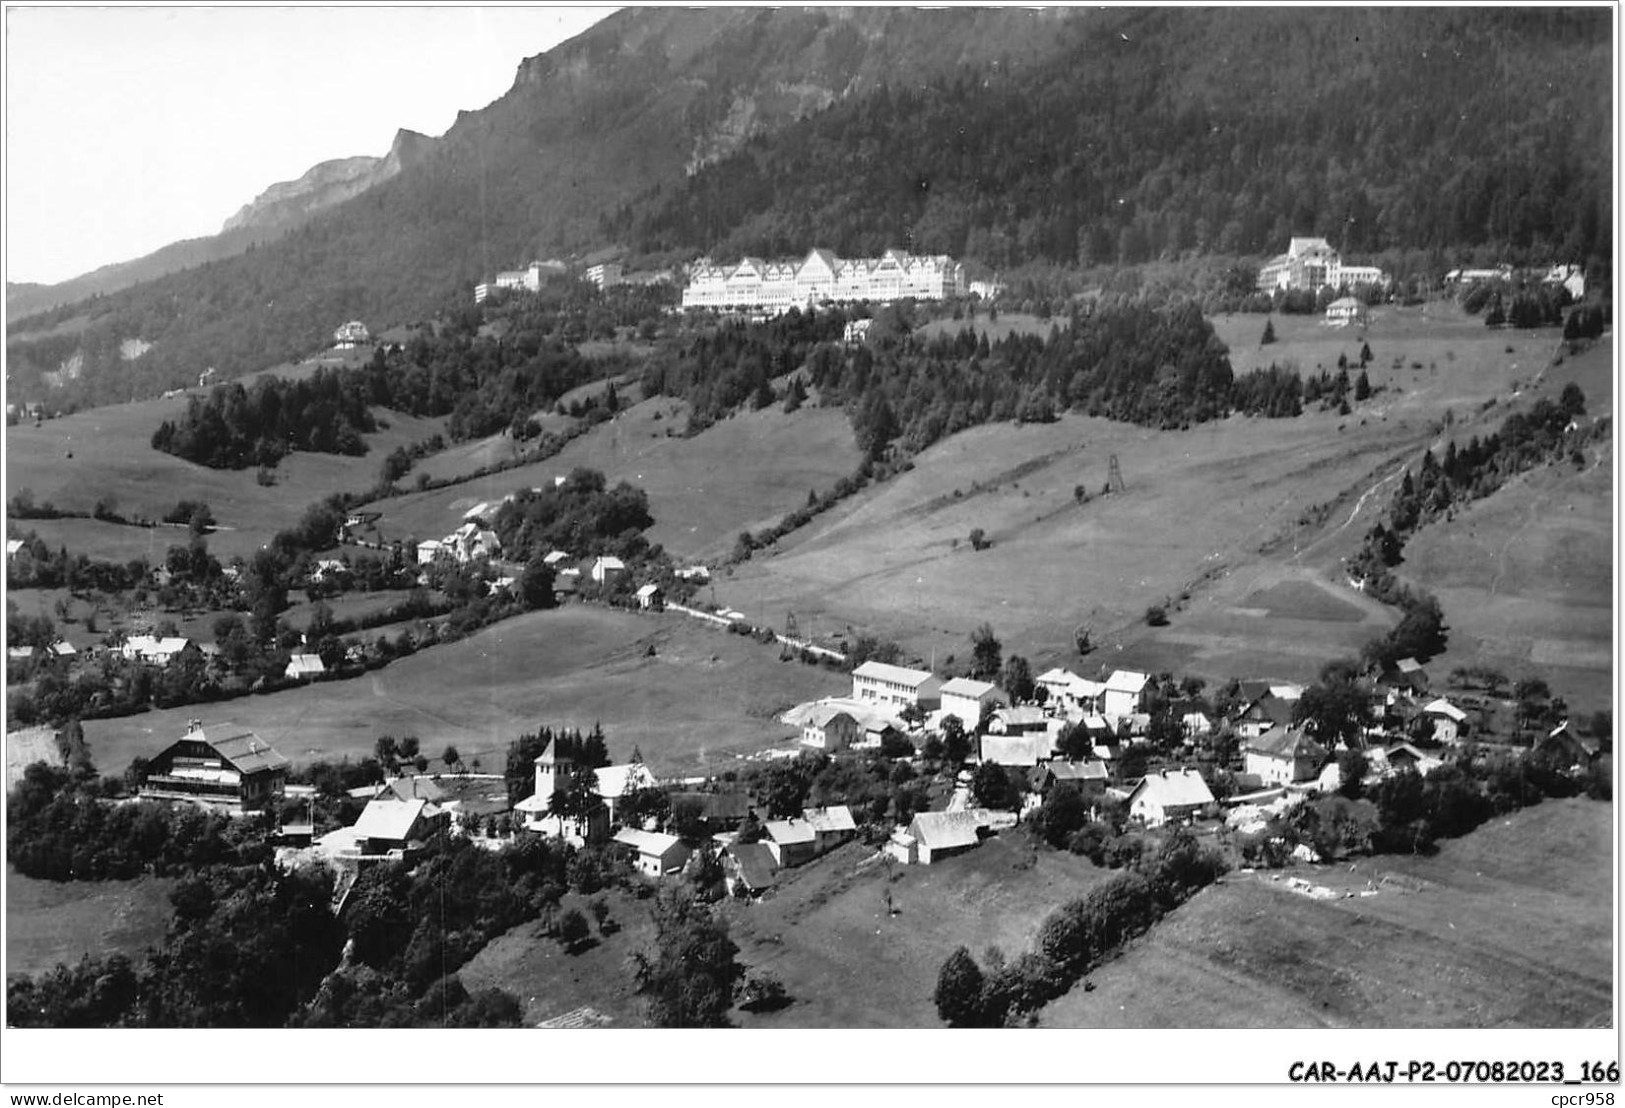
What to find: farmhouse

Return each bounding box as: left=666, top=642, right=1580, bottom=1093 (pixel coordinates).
left=899, top=809, right=983, bottom=865
left=1029, top=759, right=1109, bottom=795
left=139, top=720, right=289, bottom=815
left=634, top=583, right=663, bottom=610
left=988, top=706, right=1049, bottom=735
left=284, top=653, right=326, bottom=681
left=722, top=842, right=778, bottom=898
left=939, top=677, right=1007, bottom=732
left=350, top=796, right=449, bottom=857
left=852, top=660, right=942, bottom=712
left=1243, top=725, right=1328, bottom=786
left=762, top=817, right=818, bottom=868
left=613, top=827, right=691, bottom=877
left=590, top=555, right=626, bottom=584
left=1102, top=670, right=1150, bottom=721
left=800, top=704, right=862, bottom=752
left=1421, top=698, right=1468, bottom=744
left=122, top=635, right=195, bottom=667
left=1127, top=768, right=1215, bottom=827
left=1232, top=690, right=1297, bottom=740
left=803, top=805, right=858, bottom=854
left=1533, top=721, right=1602, bottom=772
left=416, top=539, right=445, bottom=565
left=1377, top=742, right=1445, bottom=778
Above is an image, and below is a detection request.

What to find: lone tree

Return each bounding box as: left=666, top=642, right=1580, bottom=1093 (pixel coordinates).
left=441, top=744, right=461, bottom=771
left=934, top=946, right=988, bottom=1027
left=557, top=908, right=591, bottom=952
left=971, top=623, right=1003, bottom=680
left=1261, top=319, right=1277, bottom=345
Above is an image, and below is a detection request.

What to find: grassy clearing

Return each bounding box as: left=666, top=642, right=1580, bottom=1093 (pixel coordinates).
left=457, top=888, right=656, bottom=1027
left=5, top=867, right=177, bottom=979
left=357, top=398, right=861, bottom=563
left=79, top=604, right=840, bottom=777
left=1041, top=798, right=1612, bottom=1028
left=6, top=400, right=445, bottom=559
left=723, top=835, right=1115, bottom=1027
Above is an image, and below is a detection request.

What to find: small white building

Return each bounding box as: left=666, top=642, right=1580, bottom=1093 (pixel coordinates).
left=416, top=539, right=445, bottom=566
left=1242, top=725, right=1327, bottom=787
left=902, top=810, right=983, bottom=865
left=613, top=828, right=691, bottom=877
left=800, top=705, right=862, bottom=752
left=285, top=653, right=326, bottom=681
left=1421, top=698, right=1468, bottom=744
left=333, top=320, right=370, bottom=348
left=590, top=555, right=626, bottom=584
left=939, top=677, right=1007, bottom=733
left=1325, top=296, right=1367, bottom=327
left=635, top=583, right=662, bottom=610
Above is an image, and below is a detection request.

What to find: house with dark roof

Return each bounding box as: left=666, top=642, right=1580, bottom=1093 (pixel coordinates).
left=1243, top=725, right=1328, bottom=787
left=1029, top=760, right=1110, bottom=795
left=722, top=841, right=778, bottom=897
left=139, top=720, right=289, bottom=815
left=1533, top=721, right=1602, bottom=772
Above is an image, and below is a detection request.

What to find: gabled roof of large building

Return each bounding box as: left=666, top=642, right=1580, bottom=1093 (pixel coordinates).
left=594, top=762, right=659, bottom=799
left=613, top=827, right=685, bottom=858
left=187, top=725, right=290, bottom=775
left=763, top=817, right=816, bottom=846
left=1128, top=768, right=1215, bottom=809
left=1245, top=725, right=1327, bottom=761
left=1105, top=670, right=1150, bottom=694
left=852, top=661, right=937, bottom=688
left=1045, top=760, right=1109, bottom=782
left=908, top=809, right=982, bottom=851
left=352, top=797, right=437, bottom=842
left=802, top=805, right=856, bottom=834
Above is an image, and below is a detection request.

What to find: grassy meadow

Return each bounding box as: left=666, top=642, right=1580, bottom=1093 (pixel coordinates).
left=78, top=604, right=841, bottom=778
left=1041, top=797, right=1613, bottom=1028
left=6, top=867, right=178, bottom=979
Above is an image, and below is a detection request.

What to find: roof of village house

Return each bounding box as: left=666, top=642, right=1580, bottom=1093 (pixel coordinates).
left=1081, top=714, right=1113, bottom=732
left=593, top=555, right=626, bottom=570
left=726, top=842, right=778, bottom=890
left=979, top=733, right=1051, bottom=767
left=1326, top=296, right=1363, bottom=311
left=1071, top=677, right=1109, bottom=697
left=1045, top=760, right=1109, bottom=782
left=1128, top=768, right=1216, bottom=810
left=803, top=805, right=857, bottom=833
left=543, top=550, right=570, bottom=564
left=763, top=817, right=817, bottom=846
left=635, top=583, right=661, bottom=598
left=1037, top=667, right=1079, bottom=686
left=351, top=797, right=439, bottom=842
left=1105, top=670, right=1150, bottom=694
left=909, top=809, right=982, bottom=851
left=613, top=827, right=685, bottom=858
left=1423, top=697, right=1467, bottom=722
left=1396, top=657, right=1425, bottom=674
left=785, top=697, right=902, bottom=733
left=382, top=775, right=448, bottom=802
left=1245, top=725, right=1327, bottom=761
left=1268, top=683, right=1305, bottom=701
left=185, top=725, right=290, bottom=775
left=852, top=660, right=937, bottom=687
left=941, top=677, right=1001, bottom=699
left=805, top=704, right=859, bottom=729
left=992, top=706, right=1048, bottom=729
left=129, top=635, right=192, bottom=657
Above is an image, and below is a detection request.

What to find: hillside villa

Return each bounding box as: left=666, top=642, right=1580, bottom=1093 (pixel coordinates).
left=1127, top=768, right=1215, bottom=827
left=139, top=720, right=289, bottom=816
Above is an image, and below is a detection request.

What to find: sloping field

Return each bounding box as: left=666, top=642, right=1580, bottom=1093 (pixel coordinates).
left=727, top=835, right=1116, bottom=1028
left=1401, top=447, right=1613, bottom=715
left=357, top=398, right=861, bottom=563
left=79, top=605, right=839, bottom=777
left=6, top=399, right=445, bottom=557
left=1041, top=798, right=1613, bottom=1028
left=724, top=408, right=1421, bottom=680
left=6, top=867, right=178, bottom=979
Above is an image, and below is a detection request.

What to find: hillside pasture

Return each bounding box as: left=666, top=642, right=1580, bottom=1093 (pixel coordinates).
left=356, top=398, right=862, bottom=563
left=1400, top=447, right=1613, bottom=714
left=79, top=604, right=839, bottom=777
left=6, top=399, right=446, bottom=559
left=725, top=834, right=1117, bottom=1027
left=1041, top=797, right=1613, bottom=1028
left=724, top=407, right=1421, bottom=684
left=6, top=867, right=178, bottom=980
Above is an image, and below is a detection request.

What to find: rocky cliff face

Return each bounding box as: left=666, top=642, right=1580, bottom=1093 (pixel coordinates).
left=221, top=129, right=438, bottom=234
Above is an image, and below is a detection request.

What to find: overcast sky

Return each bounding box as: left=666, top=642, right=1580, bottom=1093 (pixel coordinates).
left=4, top=6, right=613, bottom=286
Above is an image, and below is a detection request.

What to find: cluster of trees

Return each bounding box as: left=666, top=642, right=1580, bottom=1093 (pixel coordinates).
left=935, top=829, right=1227, bottom=1026
left=632, top=885, right=746, bottom=1027
left=151, top=370, right=377, bottom=468
left=504, top=726, right=611, bottom=803
left=610, top=10, right=1608, bottom=273
left=491, top=467, right=655, bottom=563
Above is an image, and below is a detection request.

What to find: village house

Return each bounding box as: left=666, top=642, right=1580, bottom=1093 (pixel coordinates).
left=1029, top=759, right=1110, bottom=796
left=284, top=653, right=326, bottom=681
left=416, top=539, right=445, bottom=565
left=349, top=796, right=449, bottom=858
left=139, top=721, right=289, bottom=815
left=635, top=583, right=663, bottom=610
left=121, top=635, right=195, bottom=667
left=613, top=827, right=691, bottom=877
left=1421, top=697, right=1469, bottom=744
left=1127, top=768, right=1215, bottom=827
left=590, top=555, right=626, bottom=584
left=978, top=731, right=1052, bottom=768
left=851, top=660, right=942, bottom=713
left=1243, top=725, right=1328, bottom=786
left=1231, top=688, right=1297, bottom=740
left=1377, top=742, right=1445, bottom=778
left=1325, top=296, right=1368, bottom=327
left=987, top=706, right=1049, bottom=735
left=721, top=841, right=778, bottom=898
left=1102, top=670, right=1150, bottom=721
left=762, top=817, right=818, bottom=868
left=333, top=320, right=370, bottom=348
left=939, top=677, right=1008, bottom=733
left=1533, top=721, right=1602, bottom=773
left=800, top=704, right=863, bottom=752
left=895, top=809, right=983, bottom=865
left=803, top=805, right=858, bottom=854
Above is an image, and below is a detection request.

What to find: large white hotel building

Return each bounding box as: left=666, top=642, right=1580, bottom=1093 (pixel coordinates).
left=682, top=248, right=966, bottom=311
